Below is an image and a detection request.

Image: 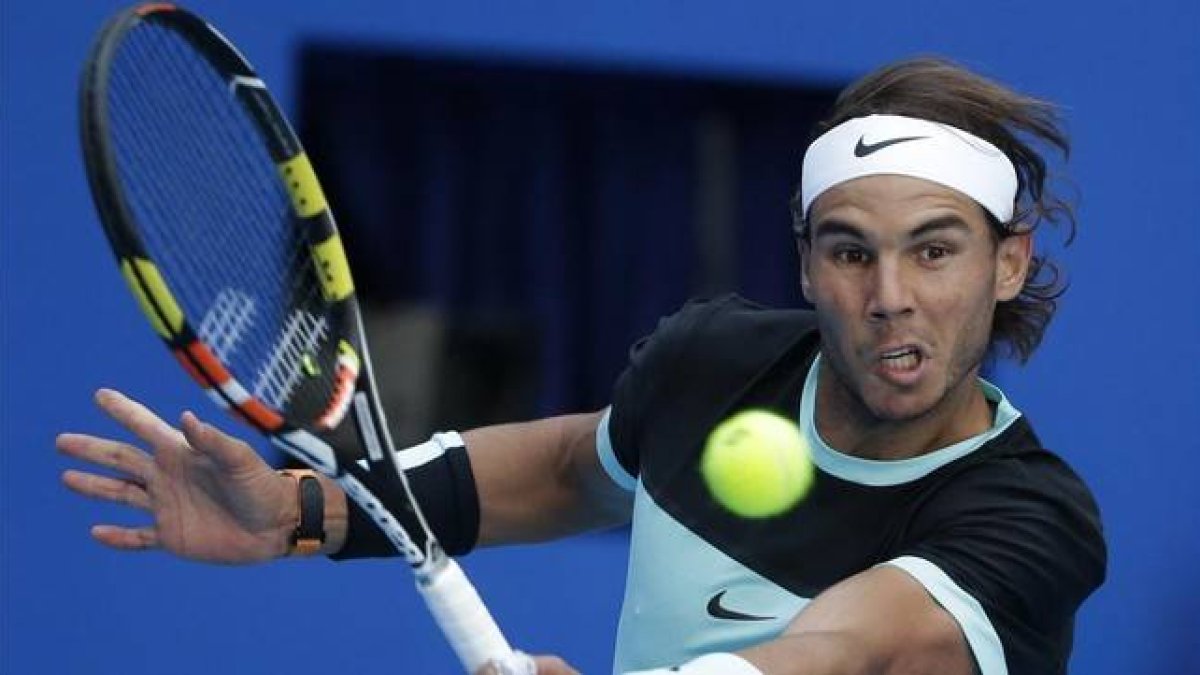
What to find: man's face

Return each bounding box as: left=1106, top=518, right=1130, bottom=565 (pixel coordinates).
left=800, top=174, right=1030, bottom=424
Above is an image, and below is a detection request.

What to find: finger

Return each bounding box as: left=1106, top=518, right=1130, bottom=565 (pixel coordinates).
left=57, top=433, right=155, bottom=485
left=531, top=656, right=580, bottom=675
left=474, top=655, right=540, bottom=675
left=95, top=388, right=187, bottom=452
left=91, top=524, right=159, bottom=551
left=179, top=411, right=262, bottom=472
left=62, top=469, right=152, bottom=510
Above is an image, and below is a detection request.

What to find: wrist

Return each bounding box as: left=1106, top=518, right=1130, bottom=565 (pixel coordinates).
left=273, top=471, right=300, bottom=558
left=278, top=469, right=326, bottom=556
left=316, top=473, right=348, bottom=554
left=275, top=470, right=348, bottom=557
left=625, top=653, right=763, bottom=675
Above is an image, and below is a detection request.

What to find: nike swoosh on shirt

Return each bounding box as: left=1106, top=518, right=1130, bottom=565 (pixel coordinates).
left=706, top=590, right=776, bottom=622
left=853, top=134, right=928, bottom=157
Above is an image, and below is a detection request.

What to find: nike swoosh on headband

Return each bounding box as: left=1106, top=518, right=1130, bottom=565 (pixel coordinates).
left=853, top=134, right=928, bottom=157
left=705, top=590, right=776, bottom=622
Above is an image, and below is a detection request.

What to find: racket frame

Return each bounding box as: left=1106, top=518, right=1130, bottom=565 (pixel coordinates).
left=79, top=5, right=524, bottom=672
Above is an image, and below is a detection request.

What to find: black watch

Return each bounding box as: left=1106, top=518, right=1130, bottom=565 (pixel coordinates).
left=281, top=469, right=325, bottom=555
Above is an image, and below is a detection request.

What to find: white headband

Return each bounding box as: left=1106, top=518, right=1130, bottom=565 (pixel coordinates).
left=800, top=114, right=1018, bottom=222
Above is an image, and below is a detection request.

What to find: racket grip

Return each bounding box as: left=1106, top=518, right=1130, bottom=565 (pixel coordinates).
left=417, top=559, right=533, bottom=674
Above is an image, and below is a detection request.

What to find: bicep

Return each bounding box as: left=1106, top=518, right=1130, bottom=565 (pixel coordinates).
left=468, top=410, right=632, bottom=546
left=759, top=565, right=974, bottom=675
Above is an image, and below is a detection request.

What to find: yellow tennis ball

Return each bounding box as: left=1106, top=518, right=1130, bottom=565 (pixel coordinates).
left=701, top=409, right=814, bottom=518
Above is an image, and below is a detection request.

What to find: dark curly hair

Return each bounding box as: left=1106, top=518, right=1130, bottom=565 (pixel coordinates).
left=791, top=57, right=1076, bottom=363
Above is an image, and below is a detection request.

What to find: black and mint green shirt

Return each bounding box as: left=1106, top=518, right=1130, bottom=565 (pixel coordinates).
left=598, top=295, right=1105, bottom=675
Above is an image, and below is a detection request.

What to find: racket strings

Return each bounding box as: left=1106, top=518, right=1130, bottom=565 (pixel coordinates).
left=116, top=45, right=258, bottom=308
left=135, top=26, right=299, bottom=300
left=153, top=28, right=317, bottom=301
left=150, top=24, right=338, bottom=395
left=113, top=26, right=287, bottom=304
left=106, top=21, right=337, bottom=414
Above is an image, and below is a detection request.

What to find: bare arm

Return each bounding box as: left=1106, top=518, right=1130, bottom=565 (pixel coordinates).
left=62, top=390, right=627, bottom=561
left=738, top=566, right=974, bottom=675
left=466, top=410, right=633, bottom=546
left=326, top=410, right=629, bottom=552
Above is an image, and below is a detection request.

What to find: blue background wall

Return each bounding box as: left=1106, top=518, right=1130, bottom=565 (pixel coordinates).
left=2, top=1, right=1197, bottom=673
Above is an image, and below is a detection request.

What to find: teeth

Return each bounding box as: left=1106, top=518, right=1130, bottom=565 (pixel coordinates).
left=881, top=349, right=920, bottom=372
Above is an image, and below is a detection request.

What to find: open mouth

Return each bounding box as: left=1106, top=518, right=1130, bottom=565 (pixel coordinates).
left=880, top=346, right=922, bottom=372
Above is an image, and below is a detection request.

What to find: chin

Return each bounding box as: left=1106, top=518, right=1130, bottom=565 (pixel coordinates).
left=869, top=401, right=933, bottom=423
left=859, top=383, right=940, bottom=423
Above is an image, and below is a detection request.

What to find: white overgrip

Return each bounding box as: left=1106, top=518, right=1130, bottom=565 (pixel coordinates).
left=417, top=559, right=534, bottom=674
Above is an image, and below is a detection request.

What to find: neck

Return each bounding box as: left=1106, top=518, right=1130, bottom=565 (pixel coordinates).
left=814, top=359, right=993, bottom=461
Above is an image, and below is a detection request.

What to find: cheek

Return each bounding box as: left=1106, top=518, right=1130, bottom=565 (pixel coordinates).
left=809, top=285, right=862, bottom=339
left=931, top=256, right=998, bottom=313
left=935, top=282, right=996, bottom=351
left=805, top=265, right=859, bottom=310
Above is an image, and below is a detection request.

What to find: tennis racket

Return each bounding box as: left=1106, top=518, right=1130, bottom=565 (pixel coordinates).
left=78, top=4, right=531, bottom=673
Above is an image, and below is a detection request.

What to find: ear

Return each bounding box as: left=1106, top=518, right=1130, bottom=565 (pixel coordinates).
left=797, top=238, right=814, bottom=303
left=995, top=231, right=1032, bottom=301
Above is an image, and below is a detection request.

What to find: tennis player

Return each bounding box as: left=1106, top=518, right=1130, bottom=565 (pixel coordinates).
left=60, top=57, right=1105, bottom=675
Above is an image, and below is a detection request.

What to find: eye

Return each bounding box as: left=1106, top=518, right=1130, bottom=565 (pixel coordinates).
left=919, top=243, right=952, bottom=262
left=832, top=246, right=870, bottom=266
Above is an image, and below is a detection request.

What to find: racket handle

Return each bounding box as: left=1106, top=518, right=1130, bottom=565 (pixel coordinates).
left=417, top=559, right=534, bottom=674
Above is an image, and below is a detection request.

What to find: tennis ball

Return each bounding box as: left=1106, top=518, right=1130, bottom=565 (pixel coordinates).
left=700, top=409, right=814, bottom=518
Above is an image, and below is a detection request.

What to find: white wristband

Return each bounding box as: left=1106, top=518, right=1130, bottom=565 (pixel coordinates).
left=624, top=652, right=764, bottom=675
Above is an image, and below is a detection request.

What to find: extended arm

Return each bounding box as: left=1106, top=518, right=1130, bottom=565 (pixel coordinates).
left=329, top=409, right=630, bottom=555
left=629, top=565, right=974, bottom=675
left=466, top=410, right=633, bottom=546
left=738, top=565, right=973, bottom=675
left=60, top=389, right=628, bottom=562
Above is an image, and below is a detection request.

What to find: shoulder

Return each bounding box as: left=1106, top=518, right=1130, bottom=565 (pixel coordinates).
left=928, top=420, right=1103, bottom=531
left=894, top=422, right=1107, bottom=672
left=907, top=419, right=1107, bottom=620
left=620, top=293, right=819, bottom=406
left=675, top=293, right=818, bottom=335
left=643, top=293, right=819, bottom=364
left=606, top=294, right=819, bottom=478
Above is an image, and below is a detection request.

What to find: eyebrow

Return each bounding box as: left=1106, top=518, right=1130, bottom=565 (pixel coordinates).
left=811, top=214, right=972, bottom=242
left=909, top=215, right=971, bottom=239
left=810, top=218, right=864, bottom=241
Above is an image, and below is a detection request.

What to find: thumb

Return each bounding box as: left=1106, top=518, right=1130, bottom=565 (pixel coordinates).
left=531, top=655, right=580, bottom=675
left=180, top=411, right=263, bottom=473
left=474, top=652, right=544, bottom=675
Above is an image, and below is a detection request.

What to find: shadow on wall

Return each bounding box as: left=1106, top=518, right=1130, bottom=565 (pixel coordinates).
left=297, top=43, right=838, bottom=423
left=364, top=304, right=539, bottom=445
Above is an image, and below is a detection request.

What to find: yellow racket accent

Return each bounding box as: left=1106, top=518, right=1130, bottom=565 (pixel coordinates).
left=120, top=258, right=184, bottom=338
left=278, top=153, right=328, bottom=218
left=301, top=353, right=321, bottom=377
left=338, top=339, right=361, bottom=370
left=312, top=234, right=355, bottom=302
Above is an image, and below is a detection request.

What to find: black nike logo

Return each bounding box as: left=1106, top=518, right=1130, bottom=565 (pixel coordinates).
left=706, top=590, right=775, bottom=622
left=853, top=134, right=927, bottom=157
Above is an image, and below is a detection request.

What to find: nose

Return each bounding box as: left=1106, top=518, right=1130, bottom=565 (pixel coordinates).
left=867, top=256, right=914, bottom=321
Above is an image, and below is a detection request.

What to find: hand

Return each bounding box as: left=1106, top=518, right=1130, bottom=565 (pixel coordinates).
left=528, top=655, right=580, bottom=675
left=475, top=654, right=580, bottom=675
left=58, top=388, right=295, bottom=563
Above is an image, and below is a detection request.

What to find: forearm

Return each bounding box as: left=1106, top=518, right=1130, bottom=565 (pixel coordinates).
left=628, top=636, right=875, bottom=675
left=314, top=410, right=624, bottom=557
left=736, top=566, right=973, bottom=675
left=314, top=473, right=349, bottom=555
left=466, top=410, right=629, bottom=546
left=739, top=632, right=877, bottom=675
left=658, top=627, right=958, bottom=675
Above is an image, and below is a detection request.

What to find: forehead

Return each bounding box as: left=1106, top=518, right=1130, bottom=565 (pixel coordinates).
left=808, top=174, right=990, bottom=235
